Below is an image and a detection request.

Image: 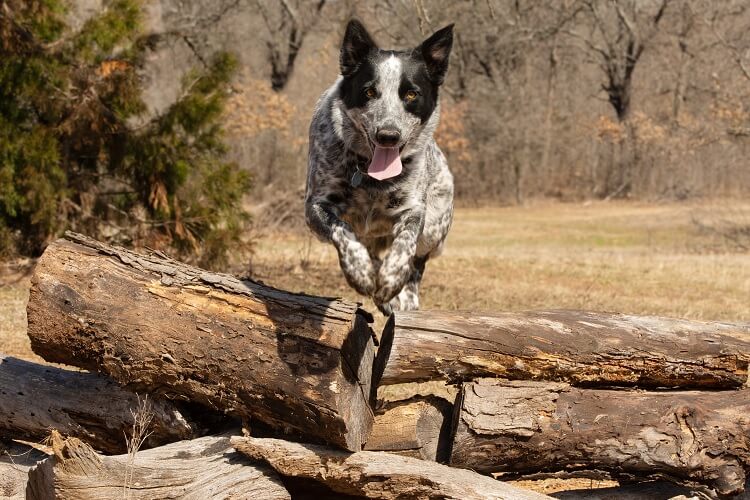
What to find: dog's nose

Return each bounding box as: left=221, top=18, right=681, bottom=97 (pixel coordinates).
left=375, top=129, right=401, bottom=147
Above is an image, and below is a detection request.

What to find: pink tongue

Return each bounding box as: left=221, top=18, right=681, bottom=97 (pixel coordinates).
left=367, top=146, right=402, bottom=180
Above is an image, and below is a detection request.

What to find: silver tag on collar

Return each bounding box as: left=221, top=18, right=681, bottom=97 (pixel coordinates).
left=350, top=170, right=363, bottom=188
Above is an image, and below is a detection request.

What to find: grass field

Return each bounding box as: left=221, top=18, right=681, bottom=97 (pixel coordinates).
left=251, top=200, right=750, bottom=321
left=2, top=200, right=750, bottom=363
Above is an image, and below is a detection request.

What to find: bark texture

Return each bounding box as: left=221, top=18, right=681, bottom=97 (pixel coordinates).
left=450, top=379, right=750, bottom=496
left=0, top=354, right=194, bottom=454
left=26, top=433, right=290, bottom=499
left=231, top=436, right=552, bottom=500
left=26, top=232, right=375, bottom=451
left=364, top=397, right=453, bottom=462
left=376, top=310, right=750, bottom=388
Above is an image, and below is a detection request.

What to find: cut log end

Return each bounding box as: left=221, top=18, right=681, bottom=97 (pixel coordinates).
left=364, top=397, right=453, bottom=462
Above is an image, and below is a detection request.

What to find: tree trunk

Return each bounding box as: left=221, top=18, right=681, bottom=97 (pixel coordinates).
left=375, top=310, right=750, bottom=388
left=450, top=379, right=750, bottom=497
left=540, top=37, right=558, bottom=182
left=0, top=354, right=194, bottom=454
left=26, top=232, right=375, bottom=451
left=231, top=436, right=552, bottom=500
left=364, top=397, right=453, bottom=462
left=26, top=433, right=290, bottom=500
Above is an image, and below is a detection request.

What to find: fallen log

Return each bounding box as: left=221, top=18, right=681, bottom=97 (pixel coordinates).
left=231, top=436, right=552, bottom=500
left=376, top=310, right=750, bottom=388
left=26, top=232, right=375, bottom=451
left=450, top=379, right=750, bottom=497
left=0, top=354, right=194, bottom=454
left=1, top=441, right=47, bottom=500
left=364, top=397, right=452, bottom=462
left=26, top=433, right=290, bottom=499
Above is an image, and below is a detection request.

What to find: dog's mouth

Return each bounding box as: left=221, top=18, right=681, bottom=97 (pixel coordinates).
left=366, top=140, right=406, bottom=181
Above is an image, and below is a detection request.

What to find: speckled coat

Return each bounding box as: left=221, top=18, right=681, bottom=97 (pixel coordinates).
left=305, top=21, right=455, bottom=314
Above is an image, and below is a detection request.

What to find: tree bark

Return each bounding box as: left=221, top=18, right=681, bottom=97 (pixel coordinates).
left=0, top=354, right=194, bottom=454
left=450, top=379, right=750, bottom=497
left=231, top=436, right=552, bottom=500
left=376, top=310, right=750, bottom=388
left=26, top=232, right=375, bottom=451
left=364, top=397, right=453, bottom=462
left=26, top=433, right=290, bottom=500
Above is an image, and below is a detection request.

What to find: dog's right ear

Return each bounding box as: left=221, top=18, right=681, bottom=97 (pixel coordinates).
left=340, top=19, right=377, bottom=77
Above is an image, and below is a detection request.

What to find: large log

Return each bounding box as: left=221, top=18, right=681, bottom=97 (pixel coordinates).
left=26, top=433, right=290, bottom=499
left=364, top=397, right=452, bottom=462
left=26, top=232, right=375, bottom=451
left=376, top=310, right=750, bottom=388
left=0, top=354, right=194, bottom=454
left=450, top=379, right=750, bottom=497
left=231, top=436, right=552, bottom=500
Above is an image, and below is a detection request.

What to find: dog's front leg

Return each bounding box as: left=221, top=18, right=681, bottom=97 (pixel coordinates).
left=374, top=210, right=425, bottom=307
left=306, top=201, right=377, bottom=296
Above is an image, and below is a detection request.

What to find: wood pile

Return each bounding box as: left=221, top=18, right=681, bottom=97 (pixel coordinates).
left=4, top=232, right=749, bottom=499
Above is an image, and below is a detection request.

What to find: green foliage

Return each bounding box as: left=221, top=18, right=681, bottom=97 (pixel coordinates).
left=0, top=0, right=251, bottom=267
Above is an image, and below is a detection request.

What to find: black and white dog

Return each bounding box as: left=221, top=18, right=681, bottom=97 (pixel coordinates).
left=305, top=20, right=454, bottom=314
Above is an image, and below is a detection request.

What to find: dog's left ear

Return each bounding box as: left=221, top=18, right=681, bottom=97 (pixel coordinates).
left=419, top=24, right=454, bottom=85
left=341, top=19, right=377, bottom=77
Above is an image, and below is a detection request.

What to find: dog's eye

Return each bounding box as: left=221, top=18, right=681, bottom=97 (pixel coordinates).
left=404, top=90, right=418, bottom=102
left=365, top=87, right=377, bottom=99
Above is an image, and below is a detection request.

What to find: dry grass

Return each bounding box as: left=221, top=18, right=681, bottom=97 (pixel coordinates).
left=250, top=200, right=750, bottom=322
left=123, top=395, right=155, bottom=499
left=2, top=201, right=749, bottom=363
left=0, top=262, right=40, bottom=362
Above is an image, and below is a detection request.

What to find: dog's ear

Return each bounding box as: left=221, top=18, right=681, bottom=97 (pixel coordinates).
left=419, top=24, right=454, bottom=85
left=340, top=19, right=377, bottom=77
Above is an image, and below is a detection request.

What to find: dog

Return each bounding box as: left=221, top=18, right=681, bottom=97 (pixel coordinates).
left=305, top=19, right=454, bottom=314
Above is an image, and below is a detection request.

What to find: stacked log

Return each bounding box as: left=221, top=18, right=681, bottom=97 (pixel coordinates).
left=26, top=432, right=290, bottom=500
left=26, top=232, right=376, bottom=451
left=231, top=436, right=552, bottom=500
left=0, top=354, right=195, bottom=454
left=375, top=310, right=750, bottom=388
left=12, top=232, right=750, bottom=498
left=450, top=379, right=750, bottom=496
left=374, top=310, right=750, bottom=497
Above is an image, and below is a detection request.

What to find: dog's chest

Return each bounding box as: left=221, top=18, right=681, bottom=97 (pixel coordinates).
left=341, top=188, right=400, bottom=238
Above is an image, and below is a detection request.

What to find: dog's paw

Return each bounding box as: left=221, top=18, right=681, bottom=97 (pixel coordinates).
left=336, top=239, right=376, bottom=296
left=374, top=258, right=412, bottom=306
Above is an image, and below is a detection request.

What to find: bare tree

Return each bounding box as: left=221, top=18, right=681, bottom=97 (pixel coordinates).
left=568, top=0, right=670, bottom=121
left=254, top=0, right=329, bottom=91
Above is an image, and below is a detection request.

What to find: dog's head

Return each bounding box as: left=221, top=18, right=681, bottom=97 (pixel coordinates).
left=338, top=19, right=453, bottom=176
